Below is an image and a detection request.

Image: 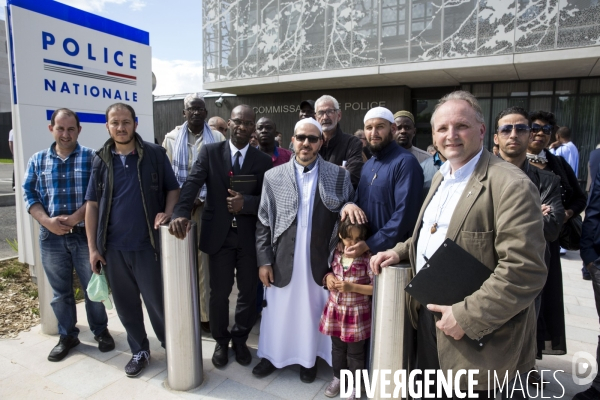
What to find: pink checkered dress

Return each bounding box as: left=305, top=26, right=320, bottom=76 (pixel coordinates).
left=319, top=249, right=374, bottom=343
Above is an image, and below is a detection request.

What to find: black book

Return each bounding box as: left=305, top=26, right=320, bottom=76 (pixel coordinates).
left=405, top=238, right=493, bottom=349
left=230, top=175, right=257, bottom=195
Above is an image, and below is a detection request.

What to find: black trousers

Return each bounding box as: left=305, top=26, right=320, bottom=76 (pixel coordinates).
left=332, top=336, right=365, bottom=380
left=104, top=248, right=165, bottom=354
left=208, top=227, right=258, bottom=346
left=417, top=307, right=527, bottom=400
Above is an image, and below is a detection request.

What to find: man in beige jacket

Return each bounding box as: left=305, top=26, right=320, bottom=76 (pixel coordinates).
left=163, top=93, right=225, bottom=332
left=372, top=91, right=547, bottom=398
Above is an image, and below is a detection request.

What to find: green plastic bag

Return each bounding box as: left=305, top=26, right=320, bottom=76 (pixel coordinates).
left=87, top=267, right=113, bottom=310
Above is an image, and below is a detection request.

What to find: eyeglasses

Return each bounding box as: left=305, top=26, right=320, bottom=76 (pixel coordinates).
left=316, top=109, right=339, bottom=118
left=230, top=119, right=255, bottom=127
left=294, top=134, right=321, bottom=143
left=185, top=107, right=206, bottom=114
left=497, top=124, right=531, bottom=137
left=531, top=123, right=553, bottom=135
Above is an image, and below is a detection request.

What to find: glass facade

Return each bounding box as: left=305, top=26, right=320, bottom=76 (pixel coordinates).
left=203, top=0, right=600, bottom=82
left=462, top=77, right=600, bottom=180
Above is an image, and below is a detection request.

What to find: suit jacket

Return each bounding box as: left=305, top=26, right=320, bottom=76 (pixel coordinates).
left=172, top=140, right=272, bottom=255
left=392, top=149, right=547, bottom=390
left=581, top=166, right=600, bottom=265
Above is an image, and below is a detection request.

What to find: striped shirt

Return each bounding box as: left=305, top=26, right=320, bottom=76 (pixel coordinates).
left=23, top=143, right=95, bottom=227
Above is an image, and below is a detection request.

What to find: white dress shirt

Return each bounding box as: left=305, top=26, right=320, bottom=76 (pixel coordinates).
left=229, top=140, right=249, bottom=169
left=416, top=148, right=483, bottom=274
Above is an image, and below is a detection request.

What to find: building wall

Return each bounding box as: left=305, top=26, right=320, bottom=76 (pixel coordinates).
left=203, top=0, right=600, bottom=84
left=153, top=86, right=412, bottom=148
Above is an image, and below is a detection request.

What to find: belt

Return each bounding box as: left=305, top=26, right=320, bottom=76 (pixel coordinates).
left=67, top=226, right=86, bottom=235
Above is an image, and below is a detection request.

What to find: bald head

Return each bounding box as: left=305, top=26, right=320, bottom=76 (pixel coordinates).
left=208, top=116, right=227, bottom=135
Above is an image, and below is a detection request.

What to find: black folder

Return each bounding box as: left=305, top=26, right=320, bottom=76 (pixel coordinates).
left=405, top=238, right=493, bottom=349
left=230, top=175, right=257, bottom=195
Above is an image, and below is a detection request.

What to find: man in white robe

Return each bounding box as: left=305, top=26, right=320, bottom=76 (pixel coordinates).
left=253, top=118, right=354, bottom=382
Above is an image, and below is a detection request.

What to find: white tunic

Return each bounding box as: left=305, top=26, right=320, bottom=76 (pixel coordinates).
left=257, top=162, right=332, bottom=368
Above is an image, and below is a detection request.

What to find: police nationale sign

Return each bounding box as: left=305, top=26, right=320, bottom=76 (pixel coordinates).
left=6, top=0, right=153, bottom=264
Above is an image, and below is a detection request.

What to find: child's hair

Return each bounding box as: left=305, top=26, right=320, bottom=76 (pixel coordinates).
left=338, top=218, right=369, bottom=240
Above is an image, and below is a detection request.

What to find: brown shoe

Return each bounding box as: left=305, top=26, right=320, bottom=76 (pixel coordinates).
left=201, top=321, right=211, bottom=333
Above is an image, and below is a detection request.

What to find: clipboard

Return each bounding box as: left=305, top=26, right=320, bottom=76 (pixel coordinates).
left=230, top=175, right=257, bottom=195
left=405, top=238, right=493, bottom=349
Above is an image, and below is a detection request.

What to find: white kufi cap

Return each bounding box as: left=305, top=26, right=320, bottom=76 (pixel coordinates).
left=363, top=107, right=394, bottom=124
left=294, top=118, right=323, bottom=134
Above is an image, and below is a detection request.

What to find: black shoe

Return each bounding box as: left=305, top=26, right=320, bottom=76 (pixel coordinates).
left=212, top=343, right=229, bottom=367
left=573, top=386, right=600, bottom=400
left=48, top=336, right=80, bottom=362
left=125, top=350, right=150, bottom=377
left=527, top=368, right=545, bottom=388
left=583, top=267, right=592, bottom=281
left=252, top=358, right=277, bottom=378
left=300, top=364, right=318, bottom=383
left=233, top=342, right=252, bottom=366
left=201, top=321, right=211, bottom=333
left=94, top=329, right=115, bottom=352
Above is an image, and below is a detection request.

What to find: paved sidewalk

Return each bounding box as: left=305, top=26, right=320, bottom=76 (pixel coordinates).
left=0, top=250, right=597, bottom=399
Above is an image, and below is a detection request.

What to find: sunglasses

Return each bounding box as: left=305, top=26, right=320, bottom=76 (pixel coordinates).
left=531, top=123, right=553, bottom=135
left=497, top=124, right=531, bottom=137
left=294, top=134, right=321, bottom=143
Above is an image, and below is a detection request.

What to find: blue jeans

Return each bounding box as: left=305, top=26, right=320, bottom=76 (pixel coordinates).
left=39, top=227, right=108, bottom=338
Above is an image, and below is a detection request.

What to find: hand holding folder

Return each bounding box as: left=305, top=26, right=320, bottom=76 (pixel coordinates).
left=404, top=238, right=493, bottom=348
left=230, top=175, right=257, bottom=195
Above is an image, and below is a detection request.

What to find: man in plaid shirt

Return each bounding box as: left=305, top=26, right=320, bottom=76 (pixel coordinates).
left=22, top=108, right=113, bottom=362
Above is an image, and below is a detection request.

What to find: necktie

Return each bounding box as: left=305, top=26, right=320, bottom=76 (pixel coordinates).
left=233, top=151, right=242, bottom=175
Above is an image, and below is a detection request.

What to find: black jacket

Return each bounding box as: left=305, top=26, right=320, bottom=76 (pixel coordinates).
left=172, top=141, right=272, bottom=255
left=545, top=151, right=587, bottom=215
left=319, top=125, right=363, bottom=188
left=90, top=133, right=173, bottom=257
left=521, top=160, right=565, bottom=242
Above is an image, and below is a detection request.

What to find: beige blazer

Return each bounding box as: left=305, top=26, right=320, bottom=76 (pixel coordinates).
left=393, top=149, right=547, bottom=390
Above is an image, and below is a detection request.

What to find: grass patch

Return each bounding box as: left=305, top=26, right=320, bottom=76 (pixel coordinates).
left=0, top=265, right=20, bottom=279
left=0, top=158, right=13, bottom=164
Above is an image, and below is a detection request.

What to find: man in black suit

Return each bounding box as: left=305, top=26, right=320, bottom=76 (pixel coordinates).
left=169, top=105, right=272, bottom=368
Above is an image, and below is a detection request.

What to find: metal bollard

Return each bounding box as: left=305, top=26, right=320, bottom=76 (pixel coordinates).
left=160, top=224, right=203, bottom=391
left=369, top=263, right=415, bottom=400
left=32, top=220, right=59, bottom=335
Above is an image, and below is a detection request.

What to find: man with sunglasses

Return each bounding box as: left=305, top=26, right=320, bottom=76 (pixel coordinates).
left=315, top=95, right=364, bottom=188
left=169, top=105, right=272, bottom=369
left=253, top=118, right=354, bottom=383
left=494, top=106, right=565, bottom=387
left=162, top=93, right=225, bottom=334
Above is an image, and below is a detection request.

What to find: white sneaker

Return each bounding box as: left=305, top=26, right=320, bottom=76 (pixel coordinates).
left=560, top=247, right=567, bottom=255
left=324, top=377, right=340, bottom=397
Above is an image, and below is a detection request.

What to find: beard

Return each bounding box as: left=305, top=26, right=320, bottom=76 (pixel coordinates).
left=368, top=131, right=393, bottom=153
left=296, top=145, right=319, bottom=162
left=112, top=131, right=135, bottom=145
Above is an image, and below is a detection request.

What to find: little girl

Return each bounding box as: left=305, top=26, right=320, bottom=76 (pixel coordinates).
left=319, top=218, right=374, bottom=400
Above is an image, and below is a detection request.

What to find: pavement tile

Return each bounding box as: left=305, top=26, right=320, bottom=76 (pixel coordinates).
left=171, top=370, right=228, bottom=399
left=46, top=356, right=124, bottom=397
left=8, top=335, right=86, bottom=377
left=0, top=353, right=26, bottom=382
left=205, top=378, right=282, bottom=400
left=565, top=313, right=599, bottom=332
left=563, top=294, right=579, bottom=305
left=566, top=325, right=599, bottom=345
left=264, top=369, right=327, bottom=400
left=566, top=303, right=598, bottom=319
left=564, top=285, right=595, bottom=299
left=0, top=329, right=52, bottom=358
left=0, top=369, right=83, bottom=400
left=87, top=375, right=181, bottom=400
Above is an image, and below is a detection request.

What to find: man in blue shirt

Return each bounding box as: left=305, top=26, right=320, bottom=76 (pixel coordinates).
left=23, top=108, right=113, bottom=362
left=343, top=107, right=423, bottom=256
left=85, top=103, right=180, bottom=377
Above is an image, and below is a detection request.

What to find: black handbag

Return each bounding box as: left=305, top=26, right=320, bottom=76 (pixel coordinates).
left=559, top=214, right=583, bottom=251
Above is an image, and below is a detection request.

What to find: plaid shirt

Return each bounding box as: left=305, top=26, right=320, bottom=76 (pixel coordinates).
left=319, top=249, right=374, bottom=342
left=23, top=143, right=95, bottom=227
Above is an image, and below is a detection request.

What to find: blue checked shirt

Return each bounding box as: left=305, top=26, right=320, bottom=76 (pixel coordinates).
left=23, top=143, right=95, bottom=227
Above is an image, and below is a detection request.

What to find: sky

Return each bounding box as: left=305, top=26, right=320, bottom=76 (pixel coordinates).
left=1, top=0, right=204, bottom=95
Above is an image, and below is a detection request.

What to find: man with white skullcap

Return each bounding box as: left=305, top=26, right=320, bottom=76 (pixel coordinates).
left=253, top=118, right=355, bottom=382
left=342, top=107, right=424, bottom=258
